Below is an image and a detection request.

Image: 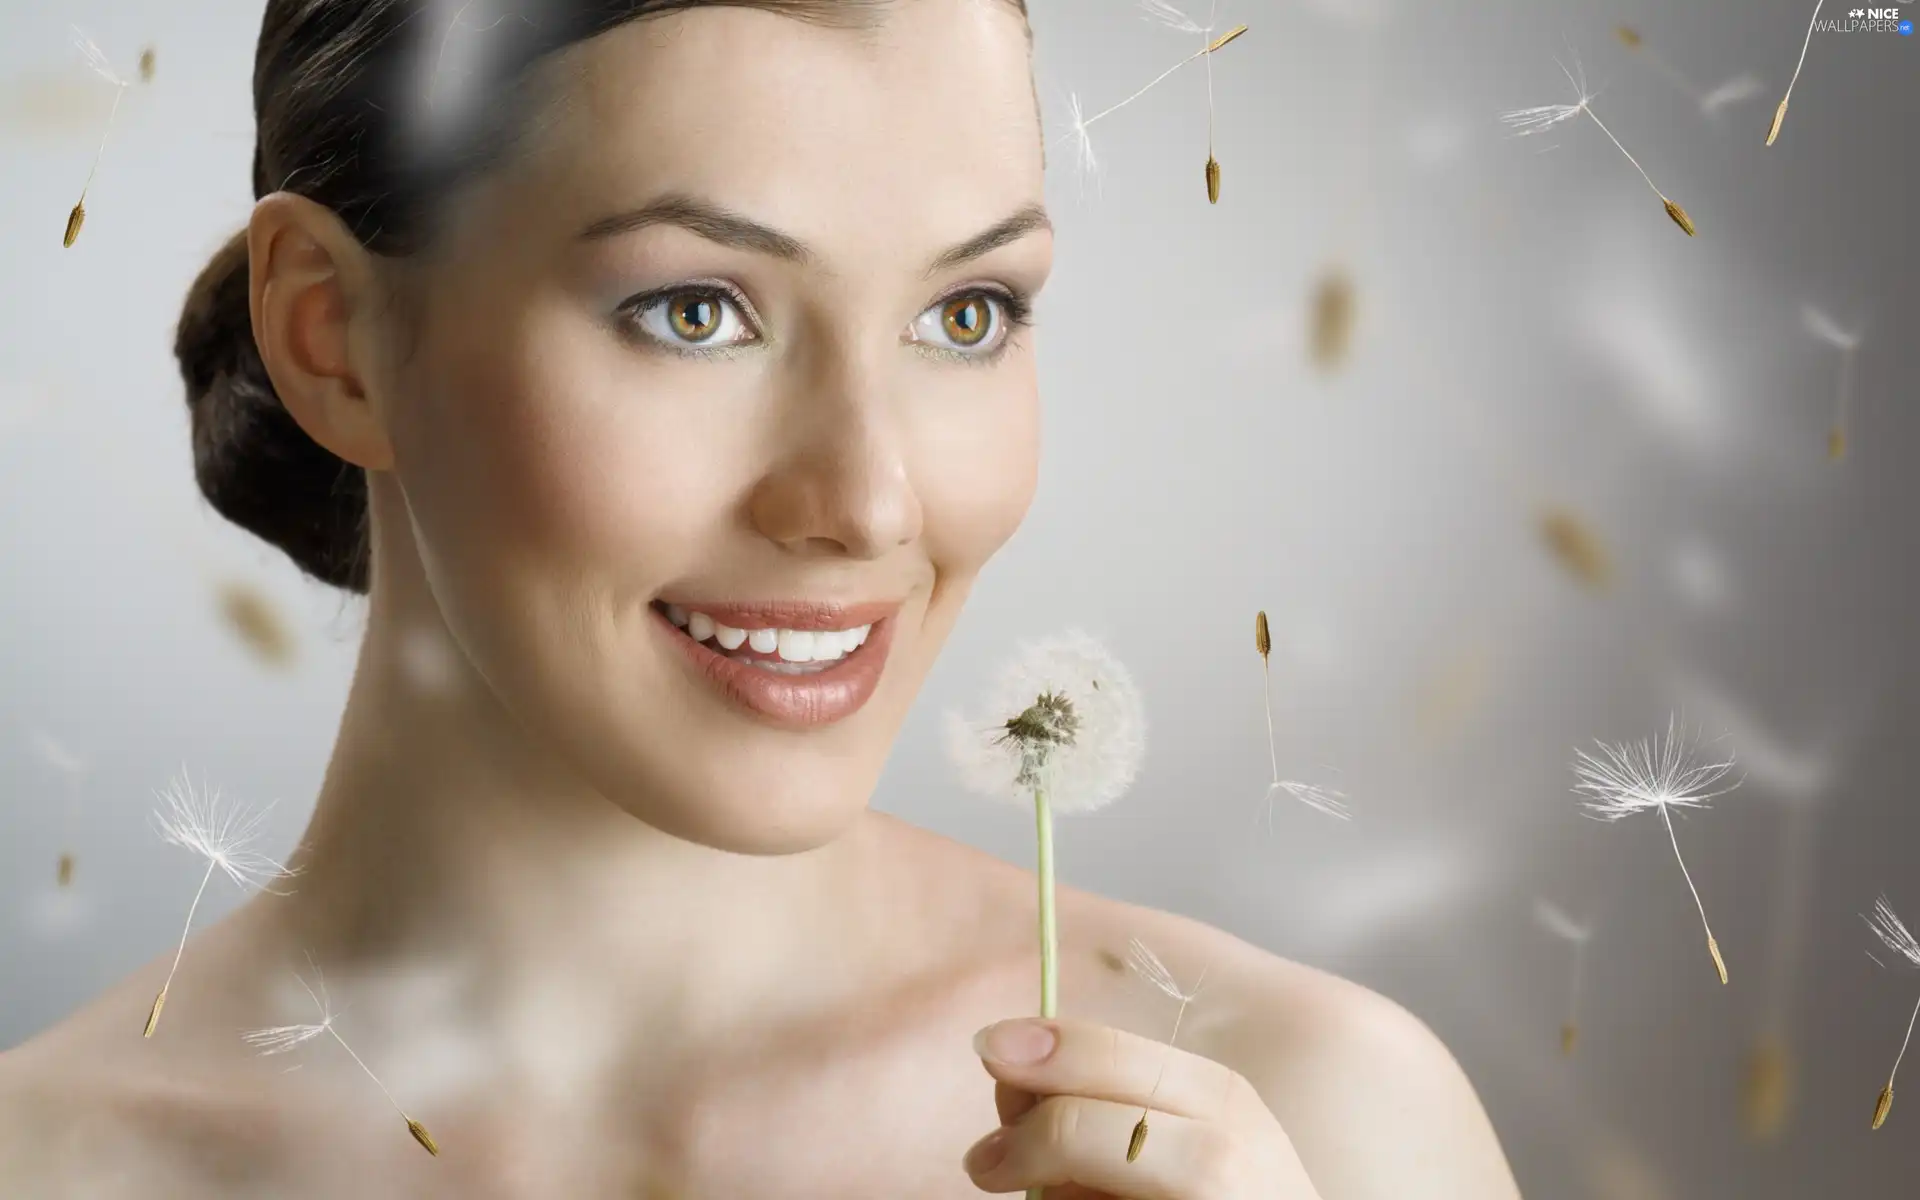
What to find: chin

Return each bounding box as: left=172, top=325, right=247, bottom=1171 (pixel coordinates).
left=608, top=756, right=885, bottom=856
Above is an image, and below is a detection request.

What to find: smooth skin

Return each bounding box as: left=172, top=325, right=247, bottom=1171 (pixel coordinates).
left=0, top=3, right=1519, bottom=1197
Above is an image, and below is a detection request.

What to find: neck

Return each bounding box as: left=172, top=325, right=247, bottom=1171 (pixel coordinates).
left=262, top=585, right=893, bottom=1073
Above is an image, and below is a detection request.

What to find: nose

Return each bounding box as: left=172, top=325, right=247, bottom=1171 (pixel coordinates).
left=747, top=359, right=923, bottom=559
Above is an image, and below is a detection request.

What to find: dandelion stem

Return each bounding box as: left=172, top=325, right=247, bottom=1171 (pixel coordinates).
left=1076, top=36, right=1228, bottom=133
left=1259, top=659, right=1279, bottom=784
left=78, top=84, right=124, bottom=205
left=1028, top=785, right=1057, bottom=1200
left=1660, top=801, right=1726, bottom=984
left=1889, top=992, right=1920, bottom=1093
left=329, top=1025, right=405, bottom=1118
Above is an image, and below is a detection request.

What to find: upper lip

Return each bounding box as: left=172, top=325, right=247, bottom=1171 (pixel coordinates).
left=653, top=598, right=903, bottom=631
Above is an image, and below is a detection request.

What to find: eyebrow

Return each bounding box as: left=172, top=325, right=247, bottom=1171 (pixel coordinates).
left=577, top=192, right=1051, bottom=276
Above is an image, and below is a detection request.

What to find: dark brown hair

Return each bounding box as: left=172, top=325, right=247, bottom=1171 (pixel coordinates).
left=178, top=0, right=1030, bottom=593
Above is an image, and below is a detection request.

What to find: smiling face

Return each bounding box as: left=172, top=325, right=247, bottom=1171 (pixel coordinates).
left=371, top=0, right=1049, bottom=854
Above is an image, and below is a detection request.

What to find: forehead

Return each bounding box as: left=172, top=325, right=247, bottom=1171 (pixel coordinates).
left=500, top=2, right=1042, bottom=255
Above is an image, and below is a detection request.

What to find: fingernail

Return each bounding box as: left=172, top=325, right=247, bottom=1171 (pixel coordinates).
left=963, top=1127, right=1010, bottom=1174
left=975, top=1019, right=1057, bottom=1064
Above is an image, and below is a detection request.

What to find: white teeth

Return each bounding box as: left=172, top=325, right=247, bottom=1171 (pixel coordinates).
left=777, top=629, right=817, bottom=663
left=667, top=606, right=875, bottom=665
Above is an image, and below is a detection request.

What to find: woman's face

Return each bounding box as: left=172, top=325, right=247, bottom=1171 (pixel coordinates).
left=381, top=0, right=1049, bottom=853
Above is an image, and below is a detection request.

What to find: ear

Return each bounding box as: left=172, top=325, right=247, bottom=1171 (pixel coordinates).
left=246, top=192, right=396, bottom=471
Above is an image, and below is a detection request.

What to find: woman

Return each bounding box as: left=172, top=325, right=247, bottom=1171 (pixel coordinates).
left=0, top=1, right=1521, bottom=1195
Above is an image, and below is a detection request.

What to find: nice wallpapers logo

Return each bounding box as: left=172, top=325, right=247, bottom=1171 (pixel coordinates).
left=1821, top=6, right=1915, bottom=33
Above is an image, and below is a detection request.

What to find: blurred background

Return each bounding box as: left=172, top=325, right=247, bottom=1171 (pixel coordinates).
left=2, top=0, right=1916, bottom=1194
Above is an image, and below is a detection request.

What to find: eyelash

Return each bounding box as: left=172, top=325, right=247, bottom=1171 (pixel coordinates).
left=614, top=281, right=1035, bottom=366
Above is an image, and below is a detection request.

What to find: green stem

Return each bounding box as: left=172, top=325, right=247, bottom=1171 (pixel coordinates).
left=1030, top=786, right=1056, bottom=1200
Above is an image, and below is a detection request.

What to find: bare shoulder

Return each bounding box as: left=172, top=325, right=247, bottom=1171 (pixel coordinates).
left=1065, top=896, right=1521, bottom=1199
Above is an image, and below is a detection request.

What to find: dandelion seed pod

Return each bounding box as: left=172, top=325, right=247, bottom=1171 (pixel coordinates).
left=144, top=987, right=168, bottom=1038
left=1309, top=268, right=1356, bottom=370
left=1126, top=1117, right=1149, bottom=1162
left=1539, top=508, right=1613, bottom=592
left=64, top=202, right=86, bottom=248
left=1615, top=25, right=1643, bottom=48
left=1827, top=426, right=1846, bottom=461
left=1254, top=611, right=1271, bottom=659
left=1707, top=934, right=1728, bottom=985
left=407, top=1118, right=441, bottom=1156
left=139, top=47, right=155, bottom=83
left=1207, top=24, right=1249, bottom=54
left=1873, top=1085, right=1894, bottom=1130
left=1766, top=98, right=1789, bottom=146
left=1559, top=1022, right=1578, bottom=1057
left=56, top=853, right=74, bottom=887
left=1663, top=198, right=1697, bottom=237
left=1205, top=156, right=1220, bottom=204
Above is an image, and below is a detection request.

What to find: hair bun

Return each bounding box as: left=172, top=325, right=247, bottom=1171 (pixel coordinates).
left=175, top=229, right=369, bottom=592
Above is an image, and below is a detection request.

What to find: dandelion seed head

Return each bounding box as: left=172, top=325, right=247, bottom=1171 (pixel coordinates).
left=945, top=630, right=1145, bottom=814
left=1124, top=937, right=1205, bottom=1003
left=152, top=770, right=295, bottom=893
left=1866, top=896, right=1920, bottom=969
left=1501, top=57, right=1594, bottom=137
left=70, top=27, right=131, bottom=89
left=1572, top=714, right=1741, bottom=821
left=1801, top=305, right=1861, bottom=351
left=1700, top=74, right=1761, bottom=116
left=1534, top=899, right=1593, bottom=943
left=1266, top=778, right=1351, bottom=822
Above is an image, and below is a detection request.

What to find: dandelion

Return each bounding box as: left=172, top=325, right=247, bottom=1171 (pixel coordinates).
left=244, top=961, right=441, bottom=1155
left=1251, top=611, right=1350, bottom=825
left=1863, top=895, right=1920, bottom=1130
left=146, top=770, right=294, bottom=1037
left=1573, top=716, right=1741, bottom=984
left=1501, top=56, right=1697, bottom=236
left=1308, top=266, right=1356, bottom=372
left=1052, top=1, right=1248, bottom=195
left=947, top=631, right=1144, bottom=1199
left=1534, top=900, right=1593, bottom=1055
left=217, top=580, right=297, bottom=667
left=1767, top=0, right=1826, bottom=145
left=65, top=27, right=132, bottom=247
left=1122, top=937, right=1210, bottom=1162
left=1539, top=506, right=1614, bottom=592
left=1802, top=306, right=1861, bottom=461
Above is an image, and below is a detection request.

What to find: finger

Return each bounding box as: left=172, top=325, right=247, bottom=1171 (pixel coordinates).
left=973, top=1017, right=1253, bottom=1125
left=995, top=1080, right=1040, bottom=1125
left=962, top=1093, right=1252, bottom=1199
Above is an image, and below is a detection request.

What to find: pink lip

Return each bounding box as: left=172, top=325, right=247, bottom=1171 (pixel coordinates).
left=650, top=602, right=900, bottom=729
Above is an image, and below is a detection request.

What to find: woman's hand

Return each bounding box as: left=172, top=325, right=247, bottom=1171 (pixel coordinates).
left=961, top=1016, right=1322, bottom=1199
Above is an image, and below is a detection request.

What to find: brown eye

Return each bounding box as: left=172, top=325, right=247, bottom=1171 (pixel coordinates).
left=667, top=293, right=722, bottom=342
left=940, top=295, right=992, bottom=346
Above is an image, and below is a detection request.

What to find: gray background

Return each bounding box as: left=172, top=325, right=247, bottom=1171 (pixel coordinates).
left=2, top=0, right=1916, bottom=1195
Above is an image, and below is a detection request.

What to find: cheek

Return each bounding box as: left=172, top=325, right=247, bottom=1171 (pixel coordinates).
left=911, top=369, right=1039, bottom=576
left=391, top=310, right=737, bottom=599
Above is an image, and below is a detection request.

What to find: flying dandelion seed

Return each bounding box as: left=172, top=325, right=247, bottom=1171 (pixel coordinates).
left=65, top=27, right=133, bottom=247
left=1251, top=611, right=1350, bottom=825
left=1122, top=938, right=1210, bottom=1162
left=1308, top=266, right=1357, bottom=371
left=138, top=47, right=155, bottom=83
left=1802, top=306, right=1861, bottom=462
left=1051, top=2, right=1248, bottom=195
left=1539, top=506, right=1615, bottom=592
left=1535, top=900, right=1593, bottom=1055
left=1573, top=716, right=1742, bottom=984
left=947, top=632, right=1143, bottom=1199
left=1699, top=74, right=1762, bottom=118
left=1767, top=0, right=1826, bottom=145
left=146, top=771, right=295, bottom=1037
left=1501, top=56, right=1697, bottom=236
left=56, top=853, right=75, bottom=887
left=217, top=580, right=297, bottom=667
left=244, top=962, right=441, bottom=1156
left=1741, top=1032, right=1793, bottom=1141
left=1864, top=896, right=1920, bottom=1130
